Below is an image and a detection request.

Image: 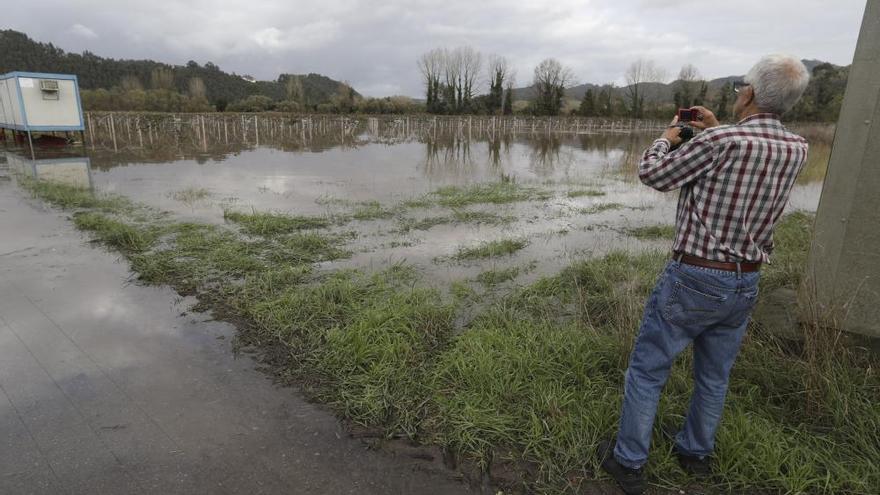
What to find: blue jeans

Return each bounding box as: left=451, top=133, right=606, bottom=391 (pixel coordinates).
left=613, top=259, right=760, bottom=469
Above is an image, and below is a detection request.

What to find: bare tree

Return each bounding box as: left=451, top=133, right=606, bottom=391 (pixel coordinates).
left=459, top=46, right=483, bottom=110
left=624, top=58, right=665, bottom=118
left=532, top=58, right=574, bottom=116
left=418, top=48, right=443, bottom=112
left=675, top=64, right=702, bottom=108
left=487, top=55, right=509, bottom=114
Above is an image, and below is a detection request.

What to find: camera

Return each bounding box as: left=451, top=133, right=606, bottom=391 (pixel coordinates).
left=677, top=108, right=701, bottom=122
left=670, top=124, right=695, bottom=150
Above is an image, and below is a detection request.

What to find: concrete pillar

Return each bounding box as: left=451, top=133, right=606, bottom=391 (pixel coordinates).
left=808, top=1, right=880, bottom=338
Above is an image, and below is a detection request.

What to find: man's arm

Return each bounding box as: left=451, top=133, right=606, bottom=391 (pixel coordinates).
left=638, top=134, right=717, bottom=192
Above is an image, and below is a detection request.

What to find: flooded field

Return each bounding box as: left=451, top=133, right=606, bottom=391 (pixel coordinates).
left=6, top=117, right=875, bottom=495
left=5, top=115, right=832, bottom=287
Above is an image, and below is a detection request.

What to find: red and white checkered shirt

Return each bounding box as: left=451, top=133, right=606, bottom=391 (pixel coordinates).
left=639, top=113, right=809, bottom=263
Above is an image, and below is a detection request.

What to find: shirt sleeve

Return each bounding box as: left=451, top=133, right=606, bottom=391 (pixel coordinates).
left=638, top=132, right=718, bottom=192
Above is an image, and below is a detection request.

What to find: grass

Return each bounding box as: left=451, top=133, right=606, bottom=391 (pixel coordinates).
left=20, top=176, right=132, bottom=212
left=579, top=203, right=625, bottom=215
left=397, top=209, right=514, bottom=232
left=433, top=181, right=550, bottom=208
left=224, top=209, right=330, bottom=235
left=73, top=212, right=155, bottom=252
left=625, top=225, right=676, bottom=240
left=22, top=177, right=880, bottom=495
left=452, top=238, right=528, bottom=261
left=350, top=200, right=397, bottom=221
left=567, top=189, right=606, bottom=198
left=169, top=186, right=211, bottom=204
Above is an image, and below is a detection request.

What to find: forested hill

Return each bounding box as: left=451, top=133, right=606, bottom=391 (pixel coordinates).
left=0, top=30, right=357, bottom=108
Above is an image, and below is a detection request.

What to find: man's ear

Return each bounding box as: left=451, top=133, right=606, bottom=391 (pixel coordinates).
left=746, top=86, right=756, bottom=107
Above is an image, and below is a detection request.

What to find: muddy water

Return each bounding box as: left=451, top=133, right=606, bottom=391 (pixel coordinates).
left=6, top=126, right=831, bottom=286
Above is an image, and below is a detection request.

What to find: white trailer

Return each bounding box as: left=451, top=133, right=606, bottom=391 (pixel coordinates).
left=0, top=72, right=85, bottom=156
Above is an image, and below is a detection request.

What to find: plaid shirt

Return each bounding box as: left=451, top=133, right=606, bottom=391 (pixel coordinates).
left=639, top=113, right=808, bottom=263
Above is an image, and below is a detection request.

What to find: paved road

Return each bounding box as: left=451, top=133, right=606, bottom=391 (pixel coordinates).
left=0, top=176, right=473, bottom=495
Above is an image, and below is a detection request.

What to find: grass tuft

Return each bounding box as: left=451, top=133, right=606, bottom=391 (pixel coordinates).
left=224, top=209, right=330, bottom=235
left=626, top=225, right=676, bottom=240
left=567, top=189, right=606, bottom=198
left=452, top=238, right=528, bottom=261
left=73, top=212, right=155, bottom=252
left=434, top=181, right=550, bottom=208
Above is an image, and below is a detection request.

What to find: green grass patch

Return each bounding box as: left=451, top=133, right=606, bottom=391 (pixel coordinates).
left=433, top=181, right=550, bottom=208
left=579, top=202, right=625, bottom=214
left=453, top=238, right=528, bottom=261
left=224, top=209, right=330, bottom=235
left=73, top=212, right=155, bottom=252
left=20, top=177, right=132, bottom=212
left=626, top=225, right=676, bottom=240
left=351, top=200, right=397, bottom=221
left=169, top=187, right=211, bottom=203
left=567, top=189, right=606, bottom=198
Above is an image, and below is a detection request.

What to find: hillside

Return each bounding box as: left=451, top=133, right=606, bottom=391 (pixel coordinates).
left=0, top=30, right=358, bottom=107
left=512, top=59, right=842, bottom=104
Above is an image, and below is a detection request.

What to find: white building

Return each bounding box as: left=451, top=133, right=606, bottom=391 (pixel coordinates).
left=0, top=72, right=85, bottom=133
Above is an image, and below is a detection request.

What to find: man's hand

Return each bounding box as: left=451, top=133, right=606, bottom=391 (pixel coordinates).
left=662, top=115, right=683, bottom=147
left=689, top=106, right=720, bottom=130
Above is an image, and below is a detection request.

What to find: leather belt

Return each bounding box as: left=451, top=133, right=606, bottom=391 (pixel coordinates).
left=673, top=252, right=761, bottom=273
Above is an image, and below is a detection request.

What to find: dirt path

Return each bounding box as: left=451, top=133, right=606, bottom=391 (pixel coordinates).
left=0, top=180, right=473, bottom=494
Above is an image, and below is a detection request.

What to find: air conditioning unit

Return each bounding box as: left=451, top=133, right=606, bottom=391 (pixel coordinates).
left=39, top=79, right=60, bottom=100
left=39, top=79, right=59, bottom=91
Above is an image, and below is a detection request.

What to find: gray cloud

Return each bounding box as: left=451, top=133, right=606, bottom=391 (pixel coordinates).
left=4, top=0, right=866, bottom=97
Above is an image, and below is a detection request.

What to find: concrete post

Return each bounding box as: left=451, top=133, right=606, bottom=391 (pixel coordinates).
left=808, top=1, right=880, bottom=338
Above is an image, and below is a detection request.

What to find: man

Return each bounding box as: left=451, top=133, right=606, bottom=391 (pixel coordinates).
left=597, top=54, right=811, bottom=495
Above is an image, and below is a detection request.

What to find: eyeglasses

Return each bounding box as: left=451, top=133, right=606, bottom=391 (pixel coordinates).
left=733, top=81, right=751, bottom=94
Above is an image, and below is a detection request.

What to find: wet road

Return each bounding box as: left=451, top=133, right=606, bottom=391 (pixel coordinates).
left=0, top=180, right=472, bottom=493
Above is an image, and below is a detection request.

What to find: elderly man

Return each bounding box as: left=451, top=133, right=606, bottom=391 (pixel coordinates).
left=597, top=54, right=811, bottom=495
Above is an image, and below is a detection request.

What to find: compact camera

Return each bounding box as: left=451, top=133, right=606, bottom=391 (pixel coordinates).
left=677, top=108, right=701, bottom=122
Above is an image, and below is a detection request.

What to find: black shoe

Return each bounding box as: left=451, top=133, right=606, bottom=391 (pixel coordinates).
left=597, top=439, right=647, bottom=495
left=673, top=445, right=712, bottom=477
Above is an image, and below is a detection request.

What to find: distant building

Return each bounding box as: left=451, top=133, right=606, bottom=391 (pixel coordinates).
left=241, top=75, right=257, bottom=84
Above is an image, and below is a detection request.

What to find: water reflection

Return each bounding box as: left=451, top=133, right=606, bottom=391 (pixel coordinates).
left=5, top=151, right=93, bottom=189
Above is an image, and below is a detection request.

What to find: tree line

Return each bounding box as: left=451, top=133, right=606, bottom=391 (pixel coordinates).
left=417, top=46, right=847, bottom=122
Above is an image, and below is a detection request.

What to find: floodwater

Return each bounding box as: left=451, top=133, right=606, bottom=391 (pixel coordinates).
left=5, top=122, right=831, bottom=286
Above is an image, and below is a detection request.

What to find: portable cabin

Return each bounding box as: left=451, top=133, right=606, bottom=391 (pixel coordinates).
left=0, top=72, right=85, bottom=154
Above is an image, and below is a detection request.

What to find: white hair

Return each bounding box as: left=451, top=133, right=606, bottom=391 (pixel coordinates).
left=745, top=54, right=810, bottom=114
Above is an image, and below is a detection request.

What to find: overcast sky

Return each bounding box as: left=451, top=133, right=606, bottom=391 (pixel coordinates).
left=5, top=0, right=867, bottom=97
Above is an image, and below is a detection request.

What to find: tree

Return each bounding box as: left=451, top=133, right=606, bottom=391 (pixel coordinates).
left=715, top=82, right=731, bottom=120
left=597, top=85, right=614, bottom=117
left=532, top=58, right=574, bottom=116
left=579, top=88, right=596, bottom=116
left=188, top=77, right=207, bottom=99
left=459, top=46, right=482, bottom=112
left=285, top=75, right=305, bottom=104
left=487, top=55, right=509, bottom=114
left=120, top=75, right=143, bottom=92
left=624, top=59, right=664, bottom=118
left=693, top=81, right=709, bottom=106
left=418, top=48, right=443, bottom=113
left=150, top=67, right=174, bottom=90
left=675, top=64, right=701, bottom=108
left=503, top=81, right=514, bottom=115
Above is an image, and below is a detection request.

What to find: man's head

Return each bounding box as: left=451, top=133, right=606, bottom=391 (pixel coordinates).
left=734, top=54, right=810, bottom=120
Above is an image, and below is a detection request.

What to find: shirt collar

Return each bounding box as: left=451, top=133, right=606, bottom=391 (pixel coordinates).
left=737, top=113, right=783, bottom=127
